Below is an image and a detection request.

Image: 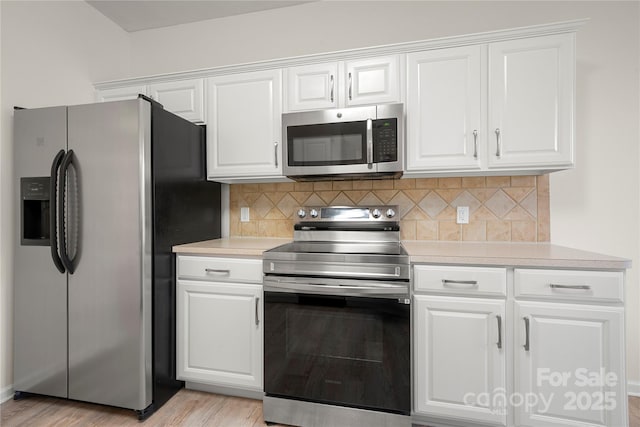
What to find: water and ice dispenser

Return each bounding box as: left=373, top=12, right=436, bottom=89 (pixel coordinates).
left=21, top=177, right=50, bottom=246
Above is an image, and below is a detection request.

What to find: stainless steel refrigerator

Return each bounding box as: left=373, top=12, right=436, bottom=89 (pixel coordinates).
left=13, top=96, right=220, bottom=419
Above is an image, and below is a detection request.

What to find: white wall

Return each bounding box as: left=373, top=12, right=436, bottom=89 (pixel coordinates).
left=129, top=1, right=640, bottom=390
left=0, top=0, right=131, bottom=399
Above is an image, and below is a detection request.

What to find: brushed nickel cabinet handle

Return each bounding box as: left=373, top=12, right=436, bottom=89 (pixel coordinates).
left=274, top=142, right=278, bottom=168
left=523, top=317, right=530, bottom=352
left=255, top=297, right=260, bottom=326
left=496, top=315, right=502, bottom=349
left=473, top=129, right=478, bottom=159
left=330, top=75, right=334, bottom=103
left=205, top=268, right=230, bottom=275
left=348, top=72, right=353, bottom=100
left=495, top=128, right=501, bottom=158
left=550, top=284, right=591, bottom=290
left=442, top=279, right=478, bottom=287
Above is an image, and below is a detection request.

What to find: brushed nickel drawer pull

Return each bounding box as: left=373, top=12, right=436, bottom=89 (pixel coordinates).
left=496, top=315, right=502, bottom=350
left=205, top=268, right=230, bottom=275
left=523, top=317, right=530, bottom=352
left=255, top=297, right=260, bottom=326
left=549, top=283, right=591, bottom=290
left=442, top=279, right=478, bottom=287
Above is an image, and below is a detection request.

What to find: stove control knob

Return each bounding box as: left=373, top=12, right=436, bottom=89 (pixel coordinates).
left=371, top=209, right=382, bottom=219
left=297, top=209, right=307, bottom=218
left=310, top=209, right=319, bottom=218
left=385, top=208, right=396, bottom=218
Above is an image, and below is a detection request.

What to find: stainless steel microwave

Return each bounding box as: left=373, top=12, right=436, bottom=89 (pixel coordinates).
left=282, top=104, right=404, bottom=181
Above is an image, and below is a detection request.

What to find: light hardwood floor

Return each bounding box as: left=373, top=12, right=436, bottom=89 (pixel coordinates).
left=1, top=389, right=639, bottom=426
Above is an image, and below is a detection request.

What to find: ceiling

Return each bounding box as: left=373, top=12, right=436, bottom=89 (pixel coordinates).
left=86, top=0, right=313, bottom=32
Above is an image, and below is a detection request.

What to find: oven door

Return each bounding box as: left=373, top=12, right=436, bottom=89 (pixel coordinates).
left=263, top=277, right=411, bottom=415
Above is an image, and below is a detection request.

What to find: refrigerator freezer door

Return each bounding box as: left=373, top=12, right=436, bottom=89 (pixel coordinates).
left=66, top=99, right=153, bottom=411
left=13, top=106, right=68, bottom=398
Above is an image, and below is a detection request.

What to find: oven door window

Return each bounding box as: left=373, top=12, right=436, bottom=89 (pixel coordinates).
left=287, top=121, right=367, bottom=166
left=264, top=291, right=410, bottom=415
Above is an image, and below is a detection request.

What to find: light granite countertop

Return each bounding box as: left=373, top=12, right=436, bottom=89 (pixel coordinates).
left=173, top=238, right=630, bottom=270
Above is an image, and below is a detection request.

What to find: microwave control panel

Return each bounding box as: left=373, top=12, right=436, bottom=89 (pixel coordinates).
left=373, top=118, right=398, bottom=163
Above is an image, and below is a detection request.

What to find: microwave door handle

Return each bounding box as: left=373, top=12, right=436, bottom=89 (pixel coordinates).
left=366, top=118, right=373, bottom=168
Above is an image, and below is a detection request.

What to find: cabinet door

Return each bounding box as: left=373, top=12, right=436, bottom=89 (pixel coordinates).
left=406, top=46, right=483, bottom=171
left=488, top=34, right=575, bottom=169
left=148, top=79, right=205, bottom=123
left=177, top=280, right=263, bottom=390
left=415, top=295, right=507, bottom=425
left=286, top=62, right=338, bottom=111
left=515, top=301, right=625, bottom=427
left=206, top=70, right=282, bottom=179
left=96, top=85, right=147, bottom=102
left=345, top=55, right=401, bottom=107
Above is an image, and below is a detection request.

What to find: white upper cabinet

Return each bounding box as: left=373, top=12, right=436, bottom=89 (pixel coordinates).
left=406, top=32, right=575, bottom=176
left=406, top=45, right=483, bottom=172
left=96, top=85, right=146, bottom=103
left=286, top=62, right=339, bottom=111
left=206, top=69, right=283, bottom=181
left=148, top=79, right=205, bottom=123
left=488, top=34, right=575, bottom=169
left=285, top=55, right=401, bottom=111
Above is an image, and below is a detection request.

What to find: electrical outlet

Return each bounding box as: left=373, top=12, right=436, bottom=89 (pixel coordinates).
left=456, top=206, right=469, bottom=224
left=240, top=207, right=250, bottom=222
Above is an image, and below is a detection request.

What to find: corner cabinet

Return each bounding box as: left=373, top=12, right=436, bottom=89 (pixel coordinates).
left=176, top=255, right=263, bottom=392
left=206, top=69, right=283, bottom=182
left=406, top=33, right=575, bottom=176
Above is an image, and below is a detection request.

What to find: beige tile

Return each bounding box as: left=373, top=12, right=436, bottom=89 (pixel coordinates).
left=333, top=181, right=353, bottom=191
left=462, top=221, right=487, bottom=241
left=487, top=220, right=511, bottom=241
left=404, top=207, right=430, bottom=220
left=330, top=192, right=355, bottom=206
left=511, top=176, right=536, bottom=187
left=265, top=192, right=286, bottom=205
left=243, top=192, right=262, bottom=206
left=418, top=191, right=448, bottom=219
left=290, top=191, right=313, bottom=204
left=371, top=179, right=394, bottom=189
left=276, top=194, right=299, bottom=218
left=503, top=187, right=534, bottom=203
left=438, top=177, right=462, bottom=189
left=484, top=190, right=516, bottom=218
left=436, top=206, right=457, bottom=221
left=486, top=176, right=511, bottom=188
left=469, top=188, right=498, bottom=203
left=461, top=177, right=486, bottom=188
left=520, top=191, right=538, bottom=219
left=403, top=189, right=430, bottom=204
left=394, top=179, right=415, bottom=190
left=471, top=206, right=498, bottom=221
left=504, top=205, right=535, bottom=221
left=359, top=192, right=384, bottom=206
left=416, top=220, right=438, bottom=240
left=400, top=220, right=417, bottom=240
left=415, top=178, right=439, bottom=189
left=252, top=194, right=275, bottom=218
left=241, top=184, right=260, bottom=193
left=512, top=221, right=537, bottom=242
left=439, top=221, right=461, bottom=241
left=344, top=190, right=369, bottom=204
left=435, top=189, right=463, bottom=204
left=275, top=182, right=295, bottom=192
left=258, top=183, right=278, bottom=192
left=373, top=190, right=399, bottom=203
left=538, top=220, right=550, bottom=242
left=240, top=221, right=258, bottom=237
left=537, top=175, right=550, bottom=241
left=294, top=182, right=314, bottom=191
left=450, top=191, right=482, bottom=212
left=389, top=191, right=415, bottom=218
left=302, top=193, right=326, bottom=207
left=264, top=208, right=286, bottom=220
left=229, top=219, right=240, bottom=237
left=352, top=180, right=373, bottom=190
left=313, top=182, right=333, bottom=191
left=317, top=191, right=340, bottom=204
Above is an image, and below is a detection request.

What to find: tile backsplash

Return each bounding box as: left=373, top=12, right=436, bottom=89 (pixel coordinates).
left=229, top=175, right=550, bottom=242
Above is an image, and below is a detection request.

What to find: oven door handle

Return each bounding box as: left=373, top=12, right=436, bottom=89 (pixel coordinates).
left=264, top=278, right=408, bottom=299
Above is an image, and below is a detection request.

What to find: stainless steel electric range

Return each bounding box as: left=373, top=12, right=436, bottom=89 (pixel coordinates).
left=262, top=206, right=411, bottom=427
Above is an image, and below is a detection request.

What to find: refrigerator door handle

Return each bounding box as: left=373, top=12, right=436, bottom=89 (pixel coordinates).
left=58, top=149, right=77, bottom=274
left=50, top=149, right=66, bottom=273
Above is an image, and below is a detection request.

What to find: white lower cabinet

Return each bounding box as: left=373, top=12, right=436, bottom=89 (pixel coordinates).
left=413, top=265, right=627, bottom=427
left=176, top=255, right=263, bottom=391
left=414, top=295, right=507, bottom=425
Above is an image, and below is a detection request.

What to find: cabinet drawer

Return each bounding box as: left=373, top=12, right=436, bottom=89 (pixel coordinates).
left=515, top=269, right=623, bottom=303
left=414, top=265, right=506, bottom=296
left=177, top=256, right=263, bottom=284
